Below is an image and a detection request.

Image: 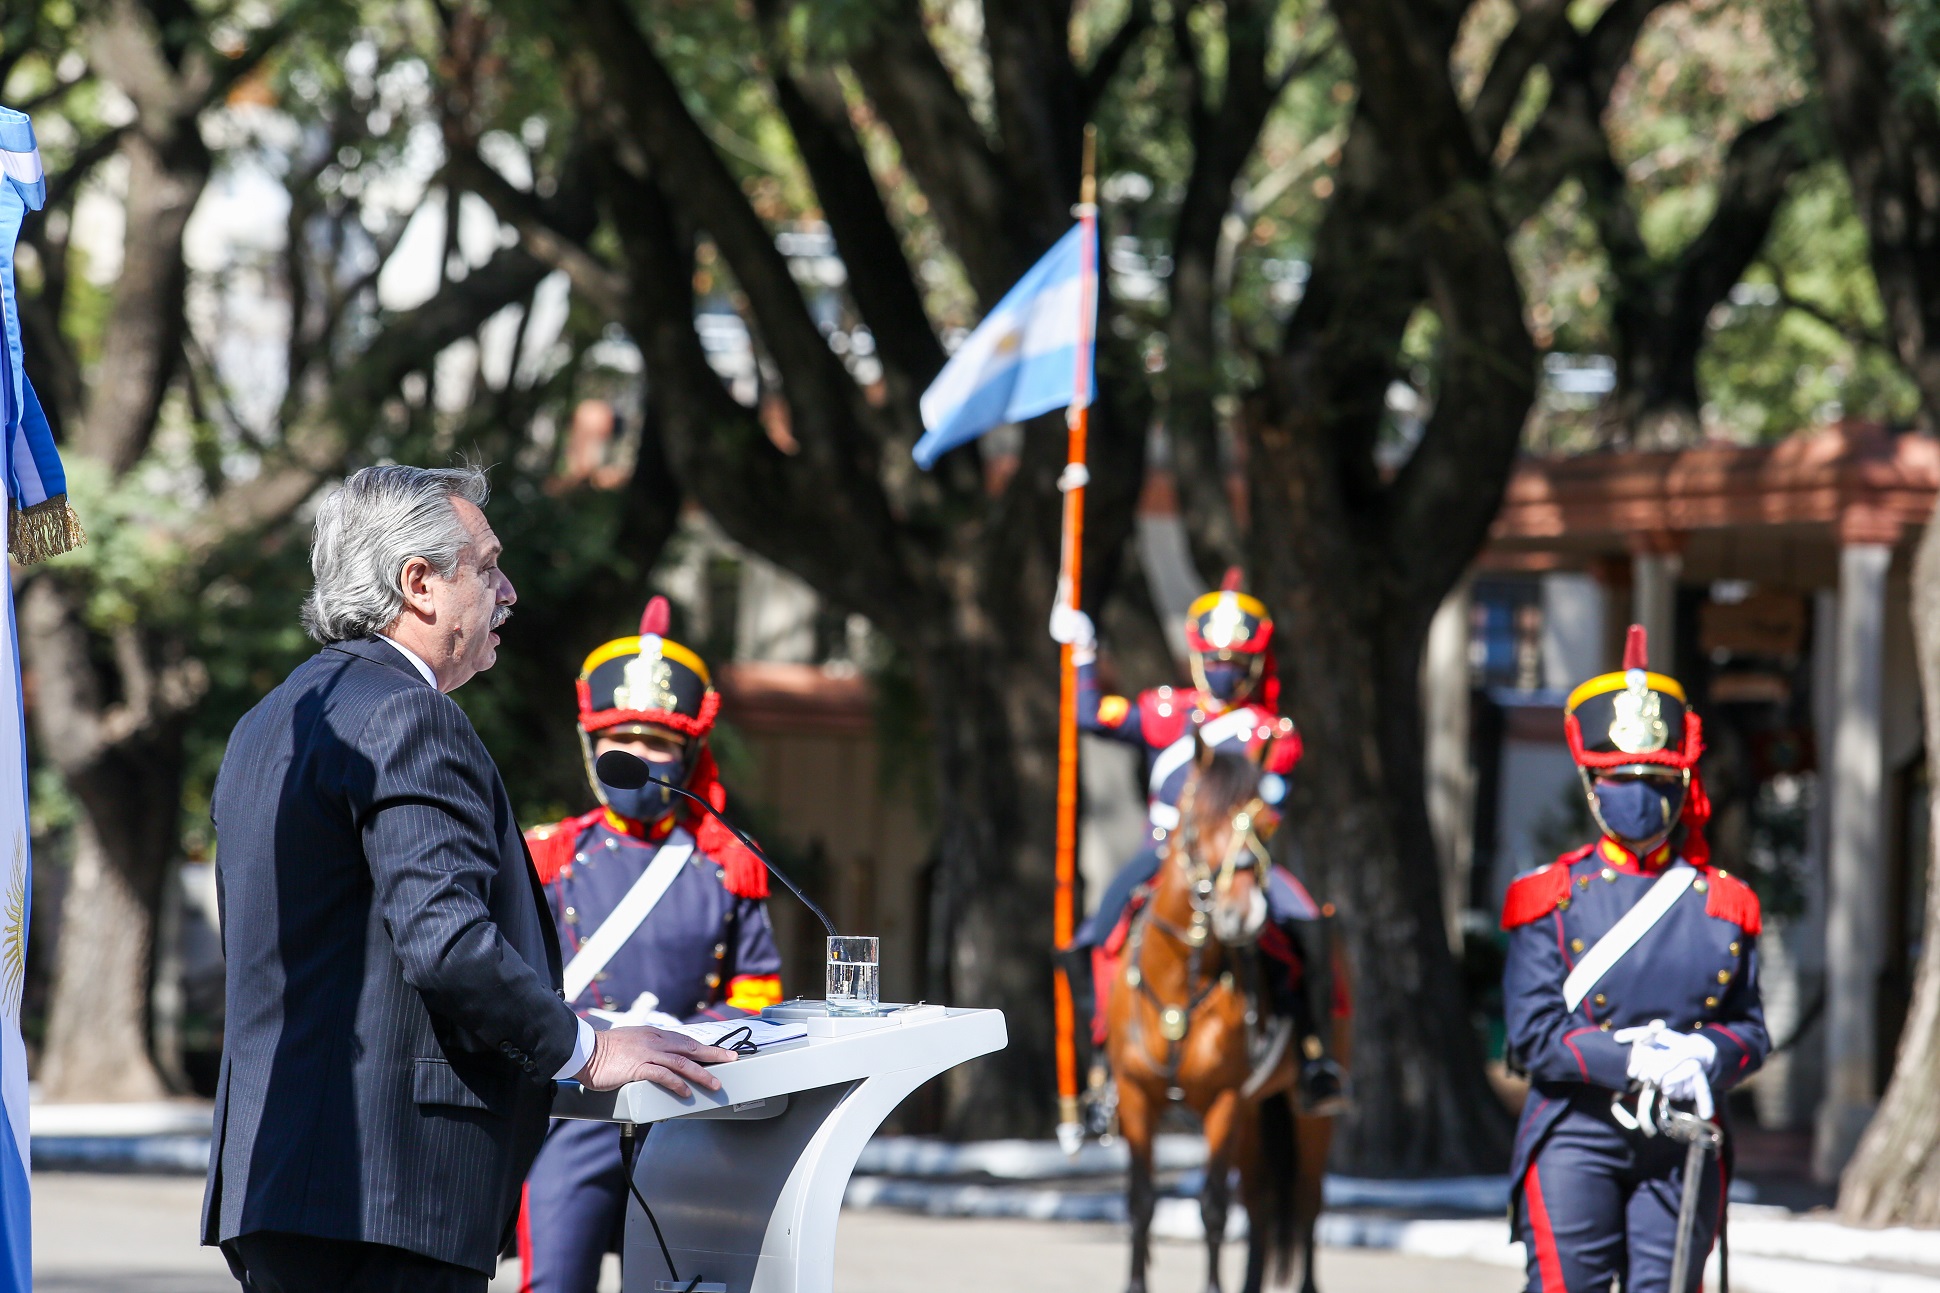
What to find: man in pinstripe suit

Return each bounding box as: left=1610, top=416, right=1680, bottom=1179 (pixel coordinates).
left=202, top=466, right=736, bottom=1293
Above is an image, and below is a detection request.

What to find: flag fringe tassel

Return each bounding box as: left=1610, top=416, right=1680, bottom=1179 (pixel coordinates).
left=10, top=494, right=84, bottom=564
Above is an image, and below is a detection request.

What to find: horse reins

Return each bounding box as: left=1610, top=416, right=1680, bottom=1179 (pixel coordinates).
left=1122, top=784, right=1270, bottom=1098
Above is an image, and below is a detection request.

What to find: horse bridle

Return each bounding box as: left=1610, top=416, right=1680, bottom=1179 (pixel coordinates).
left=1122, top=782, right=1271, bottom=1096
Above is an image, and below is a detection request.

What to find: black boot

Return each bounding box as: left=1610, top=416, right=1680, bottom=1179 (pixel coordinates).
left=1056, top=944, right=1116, bottom=1141
left=1272, top=916, right=1350, bottom=1117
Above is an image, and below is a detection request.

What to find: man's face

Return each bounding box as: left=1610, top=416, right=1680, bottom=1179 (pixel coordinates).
left=432, top=499, right=517, bottom=688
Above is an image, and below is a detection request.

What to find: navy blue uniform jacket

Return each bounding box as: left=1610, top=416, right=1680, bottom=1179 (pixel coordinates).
left=201, top=637, right=581, bottom=1273
left=1502, top=838, right=1770, bottom=1196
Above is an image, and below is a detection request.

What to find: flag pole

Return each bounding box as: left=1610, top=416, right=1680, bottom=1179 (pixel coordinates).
left=1053, top=124, right=1097, bottom=1153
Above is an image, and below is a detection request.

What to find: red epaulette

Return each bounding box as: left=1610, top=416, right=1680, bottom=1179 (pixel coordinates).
left=1137, top=687, right=1197, bottom=749
left=696, top=817, right=770, bottom=900
left=1265, top=723, right=1303, bottom=774
left=1500, top=845, right=1593, bottom=929
left=524, top=808, right=606, bottom=886
left=1702, top=867, right=1762, bottom=935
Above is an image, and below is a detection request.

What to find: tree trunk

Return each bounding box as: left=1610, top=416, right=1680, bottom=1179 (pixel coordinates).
left=21, top=576, right=194, bottom=1100
left=921, top=638, right=1060, bottom=1134
left=1836, top=501, right=1940, bottom=1223
left=1252, top=415, right=1514, bottom=1175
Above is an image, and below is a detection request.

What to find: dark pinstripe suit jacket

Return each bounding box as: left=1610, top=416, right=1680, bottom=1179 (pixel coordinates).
left=201, top=636, right=579, bottom=1273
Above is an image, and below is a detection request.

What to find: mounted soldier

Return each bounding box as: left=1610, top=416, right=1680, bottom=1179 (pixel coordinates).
left=1051, top=571, right=1344, bottom=1123
left=516, top=597, right=782, bottom=1293
left=1502, top=625, right=1768, bottom=1293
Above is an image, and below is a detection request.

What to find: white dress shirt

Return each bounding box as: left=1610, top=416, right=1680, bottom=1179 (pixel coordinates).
left=376, top=634, right=595, bottom=1080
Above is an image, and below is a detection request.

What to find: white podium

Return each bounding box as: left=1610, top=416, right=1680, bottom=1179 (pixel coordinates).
left=551, top=1002, right=1007, bottom=1293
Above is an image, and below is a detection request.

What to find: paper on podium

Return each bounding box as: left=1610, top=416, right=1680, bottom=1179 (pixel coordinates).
left=670, top=1017, right=807, bottom=1051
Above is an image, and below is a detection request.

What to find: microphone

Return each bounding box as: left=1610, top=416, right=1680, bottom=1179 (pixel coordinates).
left=595, top=749, right=838, bottom=936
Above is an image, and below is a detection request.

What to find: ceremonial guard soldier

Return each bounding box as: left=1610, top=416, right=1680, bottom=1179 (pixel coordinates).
left=517, top=598, right=782, bottom=1293
left=1050, top=572, right=1343, bottom=1115
left=1503, top=626, right=1768, bottom=1293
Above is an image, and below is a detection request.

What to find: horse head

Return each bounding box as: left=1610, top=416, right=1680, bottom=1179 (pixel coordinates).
left=1174, top=741, right=1274, bottom=948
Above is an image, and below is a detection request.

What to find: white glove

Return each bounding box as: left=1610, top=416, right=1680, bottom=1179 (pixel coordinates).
left=1049, top=605, right=1097, bottom=663
left=1615, top=1020, right=1716, bottom=1118
left=1656, top=1055, right=1715, bottom=1120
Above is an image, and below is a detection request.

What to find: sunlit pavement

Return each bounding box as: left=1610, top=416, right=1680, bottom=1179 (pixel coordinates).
left=32, top=1171, right=1519, bottom=1293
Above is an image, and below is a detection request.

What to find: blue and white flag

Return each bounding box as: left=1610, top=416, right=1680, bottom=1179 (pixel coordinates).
left=0, top=104, right=57, bottom=1293
left=912, top=221, right=1097, bottom=470
left=1, top=107, right=79, bottom=567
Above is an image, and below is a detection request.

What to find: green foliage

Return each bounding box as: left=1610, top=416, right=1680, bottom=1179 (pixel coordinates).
left=1701, top=163, right=1919, bottom=437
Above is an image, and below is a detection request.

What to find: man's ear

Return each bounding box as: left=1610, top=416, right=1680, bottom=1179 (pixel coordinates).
left=397, top=555, right=437, bottom=617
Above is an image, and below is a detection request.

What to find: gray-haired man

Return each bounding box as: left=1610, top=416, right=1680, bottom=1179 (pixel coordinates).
left=202, top=465, right=732, bottom=1292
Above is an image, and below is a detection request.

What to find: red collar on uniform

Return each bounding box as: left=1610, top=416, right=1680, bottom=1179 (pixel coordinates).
left=1596, top=836, right=1674, bottom=874
left=603, top=809, right=677, bottom=842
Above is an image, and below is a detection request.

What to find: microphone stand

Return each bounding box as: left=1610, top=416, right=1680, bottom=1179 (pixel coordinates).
left=594, top=750, right=838, bottom=937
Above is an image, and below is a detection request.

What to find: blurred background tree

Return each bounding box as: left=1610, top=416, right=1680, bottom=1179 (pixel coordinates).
left=1, top=0, right=1928, bottom=1174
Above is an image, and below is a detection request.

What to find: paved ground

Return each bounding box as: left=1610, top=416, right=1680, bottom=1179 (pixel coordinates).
left=32, top=1171, right=1520, bottom=1293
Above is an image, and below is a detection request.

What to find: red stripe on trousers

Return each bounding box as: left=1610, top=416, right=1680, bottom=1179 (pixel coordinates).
left=1525, top=1164, right=1568, bottom=1293
left=517, top=1181, right=534, bottom=1293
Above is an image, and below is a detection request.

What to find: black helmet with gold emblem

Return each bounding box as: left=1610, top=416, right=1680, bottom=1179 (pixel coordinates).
left=1184, top=568, right=1276, bottom=708
left=1564, top=625, right=1702, bottom=773
left=576, top=596, right=720, bottom=822
left=1565, top=625, right=1707, bottom=849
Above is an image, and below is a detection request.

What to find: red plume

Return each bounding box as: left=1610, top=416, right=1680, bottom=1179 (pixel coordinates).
left=1622, top=624, right=1649, bottom=672
left=684, top=746, right=769, bottom=899
left=640, top=596, right=671, bottom=637
left=1679, top=768, right=1712, bottom=869
left=1220, top=566, right=1245, bottom=592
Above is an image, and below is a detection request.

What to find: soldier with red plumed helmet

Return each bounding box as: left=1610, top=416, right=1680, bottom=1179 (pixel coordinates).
left=515, top=597, right=781, bottom=1293
left=1502, top=626, right=1768, bottom=1293
left=1050, top=571, right=1343, bottom=1121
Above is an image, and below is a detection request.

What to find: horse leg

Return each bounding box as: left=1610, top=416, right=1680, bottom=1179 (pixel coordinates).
left=1202, top=1087, right=1249, bottom=1289
left=1198, top=1089, right=1246, bottom=1293
left=1120, top=1077, right=1157, bottom=1293
left=1237, top=1116, right=1270, bottom=1293
left=1293, top=1109, right=1335, bottom=1293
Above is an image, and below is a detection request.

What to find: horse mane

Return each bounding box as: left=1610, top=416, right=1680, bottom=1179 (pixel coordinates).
left=1183, top=748, right=1263, bottom=830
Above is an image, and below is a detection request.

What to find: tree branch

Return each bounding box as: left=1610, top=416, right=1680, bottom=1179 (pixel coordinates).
left=1167, top=0, right=1285, bottom=570
left=444, top=141, right=631, bottom=319
left=1081, top=0, right=1152, bottom=115
left=766, top=62, right=946, bottom=389
left=574, top=0, right=896, bottom=514
left=1469, top=0, right=1572, bottom=151
left=596, top=148, right=928, bottom=640
left=845, top=0, right=1030, bottom=300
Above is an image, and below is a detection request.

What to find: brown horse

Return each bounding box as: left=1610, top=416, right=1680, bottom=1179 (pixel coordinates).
left=1105, top=747, right=1350, bottom=1293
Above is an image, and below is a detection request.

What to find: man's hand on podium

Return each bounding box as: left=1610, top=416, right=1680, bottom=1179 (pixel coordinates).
left=574, top=1025, right=737, bottom=1096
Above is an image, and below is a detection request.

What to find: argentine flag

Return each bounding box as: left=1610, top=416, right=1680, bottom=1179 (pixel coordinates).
left=0, top=105, right=52, bottom=1293
left=913, top=221, right=1097, bottom=470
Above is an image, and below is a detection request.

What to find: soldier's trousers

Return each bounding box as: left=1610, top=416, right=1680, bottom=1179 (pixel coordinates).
left=518, top=1118, right=626, bottom=1293
left=1517, top=1101, right=1723, bottom=1293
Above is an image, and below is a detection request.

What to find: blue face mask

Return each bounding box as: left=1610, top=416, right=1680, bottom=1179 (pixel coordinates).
left=1593, top=777, right=1684, bottom=844
left=596, top=751, right=691, bottom=825
left=599, top=776, right=677, bottom=825
left=1200, top=659, right=1252, bottom=703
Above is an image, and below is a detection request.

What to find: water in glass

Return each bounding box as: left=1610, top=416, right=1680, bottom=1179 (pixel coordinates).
left=826, top=936, right=881, bottom=1016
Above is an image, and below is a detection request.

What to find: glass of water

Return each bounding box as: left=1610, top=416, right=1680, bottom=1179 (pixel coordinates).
left=825, top=936, right=881, bottom=1016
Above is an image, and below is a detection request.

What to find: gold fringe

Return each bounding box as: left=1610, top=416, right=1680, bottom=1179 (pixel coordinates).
left=10, top=494, right=86, bottom=565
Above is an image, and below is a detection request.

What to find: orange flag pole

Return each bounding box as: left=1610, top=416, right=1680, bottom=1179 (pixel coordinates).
left=1053, top=125, right=1098, bottom=1154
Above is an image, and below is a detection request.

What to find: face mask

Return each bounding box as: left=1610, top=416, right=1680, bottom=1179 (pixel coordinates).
left=1593, top=777, right=1684, bottom=844
left=1200, top=659, right=1252, bottom=703
left=596, top=751, right=690, bottom=825
left=599, top=777, right=675, bottom=825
